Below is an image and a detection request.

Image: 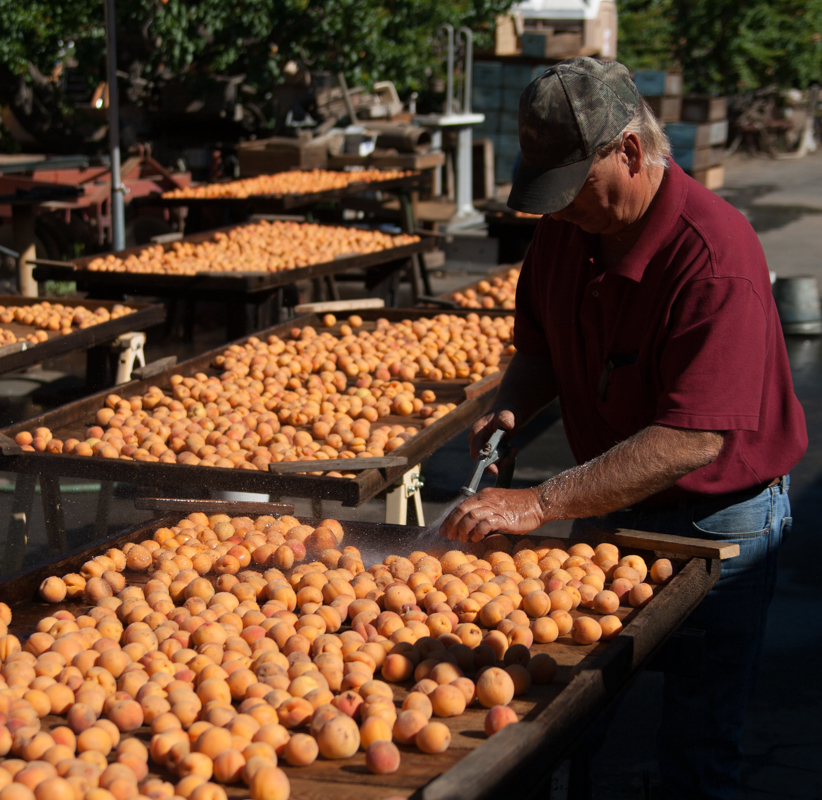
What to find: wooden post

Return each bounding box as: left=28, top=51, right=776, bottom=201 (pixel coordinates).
left=12, top=205, right=37, bottom=297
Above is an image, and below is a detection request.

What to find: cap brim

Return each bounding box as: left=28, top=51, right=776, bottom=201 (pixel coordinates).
left=507, top=153, right=596, bottom=215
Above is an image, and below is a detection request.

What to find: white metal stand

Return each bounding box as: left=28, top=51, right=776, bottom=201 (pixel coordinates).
left=384, top=464, right=425, bottom=525
left=114, top=332, right=146, bottom=384
left=414, top=25, right=484, bottom=230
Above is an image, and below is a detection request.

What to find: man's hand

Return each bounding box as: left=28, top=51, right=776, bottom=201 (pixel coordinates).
left=469, top=410, right=517, bottom=475
left=439, top=487, right=544, bottom=542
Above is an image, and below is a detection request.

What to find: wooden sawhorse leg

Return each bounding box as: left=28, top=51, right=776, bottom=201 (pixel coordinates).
left=384, top=464, right=425, bottom=526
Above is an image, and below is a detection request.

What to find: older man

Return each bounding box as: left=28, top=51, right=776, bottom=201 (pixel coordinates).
left=441, top=58, right=806, bottom=799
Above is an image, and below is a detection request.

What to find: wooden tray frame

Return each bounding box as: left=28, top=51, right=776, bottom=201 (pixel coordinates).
left=0, top=308, right=515, bottom=506
left=0, top=504, right=734, bottom=800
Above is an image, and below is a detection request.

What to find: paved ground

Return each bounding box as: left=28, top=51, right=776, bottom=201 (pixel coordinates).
left=1, top=150, right=820, bottom=799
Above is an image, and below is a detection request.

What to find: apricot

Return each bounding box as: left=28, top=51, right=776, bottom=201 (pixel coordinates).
left=354, top=716, right=389, bottom=751
left=282, top=733, right=318, bottom=766
left=599, top=615, right=623, bottom=641
left=248, top=766, right=290, bottom=800
left=650, top=558, right=674, bottom=585
left=572, top=616, right=602, bottom=645
left=381, top=654, right=413, bottom=683
left=484, top=705, right=518, bottom=736
left=392, top=709, right=427, bottom=745
left=593, top=590, right=620, bottom=615
left=365, top=740, right=400, bottom=775
left=476, top=667, right=515, bottom=708
left=549, top=610, right=573, bottom=636
left=39, top=577, right=67, bottom=604
left=315, top=713, right=359, bottom=759
left=415, top=721, right=451, bottom=754
left=429, top=684, right=466, bottom=717
left=629, top=583, right=654, bottom=608
left=212, top=750, right=245, bottom=784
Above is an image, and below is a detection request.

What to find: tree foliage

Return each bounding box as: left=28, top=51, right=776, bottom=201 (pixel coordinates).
left=616, top=0, right=822, bottom=94
left=0, top=0, right=512, bottom=102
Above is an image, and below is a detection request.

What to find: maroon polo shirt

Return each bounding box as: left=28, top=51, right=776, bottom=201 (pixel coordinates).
left=513, top=161, right=807, bottom=501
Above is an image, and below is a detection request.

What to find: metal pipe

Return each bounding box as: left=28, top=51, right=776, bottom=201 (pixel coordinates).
left=439, top=24, right=454, bottom=116
left=458, top=27, right=474, bottom=113
left=104, top=0, right=125, bottom=252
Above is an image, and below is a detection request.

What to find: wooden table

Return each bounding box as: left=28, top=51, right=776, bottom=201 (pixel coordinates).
left=0, top=295, right=165, bottom=386
left=32, top=232, right=437, bottom=339
left=0, top=308, right=514, bottom=549
left=0, top=499, right=737, bottom=800
left=484, top=209, right=541, bottom=265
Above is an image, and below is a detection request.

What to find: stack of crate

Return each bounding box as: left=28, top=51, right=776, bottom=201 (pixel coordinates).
left=472, top=61, right=549, bottom=184
left=666, top=97, right=728, bottom=190
left=633, top=70, right=683, bottom=123
left=633, top=71, right=727, bottom=190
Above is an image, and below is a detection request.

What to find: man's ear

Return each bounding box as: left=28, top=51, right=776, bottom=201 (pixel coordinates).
left=621, top=133, right=643, bottom=175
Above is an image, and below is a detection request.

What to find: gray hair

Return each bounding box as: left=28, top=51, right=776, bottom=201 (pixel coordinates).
left=594, top=98, right=671, bottom=170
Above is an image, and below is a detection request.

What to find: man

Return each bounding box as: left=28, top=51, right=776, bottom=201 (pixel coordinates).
left=440, top=58, right=807, bottom=800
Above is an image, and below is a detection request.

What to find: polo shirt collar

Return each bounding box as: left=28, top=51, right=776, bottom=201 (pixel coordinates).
left=591, top=159, right=688, bottom=283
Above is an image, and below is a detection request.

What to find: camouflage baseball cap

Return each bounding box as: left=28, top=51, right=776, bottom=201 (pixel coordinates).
left=508, top=58, right=640, bottom=215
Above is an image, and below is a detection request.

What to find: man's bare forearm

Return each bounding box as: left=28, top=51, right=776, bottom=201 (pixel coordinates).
left=535, top=425, right=725, bottom=521
left=490, top=351, right=557, bottom=426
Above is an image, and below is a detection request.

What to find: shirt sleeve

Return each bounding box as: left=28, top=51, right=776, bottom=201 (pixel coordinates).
left=654, top=277, right=767, bottom=432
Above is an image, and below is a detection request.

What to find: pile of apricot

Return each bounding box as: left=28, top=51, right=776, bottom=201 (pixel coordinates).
left=3, top=512, right=675, bottom=800
left=13, top=314, right=514, bottom=476
left=0, top=303, right=137, bottom=346
left=450, top=269, right=520, bottom=311
left=84, top=221, right=420, bottom=276
left=163, top=170, right=417, bottom=200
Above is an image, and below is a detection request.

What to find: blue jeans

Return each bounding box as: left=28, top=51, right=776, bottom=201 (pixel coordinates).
left=572, top=477, right=791, bottom=800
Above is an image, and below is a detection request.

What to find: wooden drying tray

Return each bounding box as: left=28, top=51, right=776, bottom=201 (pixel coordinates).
left=147, top=172, right=428, bottom=212
left=416, top=263, right=521, bottom=313
left=0, top=308, right=515, bottom=507
left=0, top=500, right=736, bottom=800
left=0, top=296, right=166, bottom=376
left=30, top=224, right=437, bottom=297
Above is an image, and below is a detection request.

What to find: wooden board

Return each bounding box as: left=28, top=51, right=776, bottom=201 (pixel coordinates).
left=0, top=296, right=166, bottom=376
left=0, top=308, right=514, bottom=506
left=0, top=512, right=723, bottom=799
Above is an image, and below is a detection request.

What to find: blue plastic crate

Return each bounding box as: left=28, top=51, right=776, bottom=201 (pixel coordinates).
left=473, top=61, right=503, bottom=89
left=472, top=85, right=503, bottom=111
left=633, top=70, right=668, bottom=96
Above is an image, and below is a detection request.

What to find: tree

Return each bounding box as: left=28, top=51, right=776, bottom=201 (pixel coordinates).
left=616, top=0, right=822, bottom=94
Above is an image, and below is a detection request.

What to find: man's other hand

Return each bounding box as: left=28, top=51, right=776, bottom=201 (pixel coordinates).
left=439, top=487, right=544, bottom=542
left=468, top=410, right=517, bottom=475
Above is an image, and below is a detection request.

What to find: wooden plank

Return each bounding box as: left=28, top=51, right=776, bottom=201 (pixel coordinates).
left=593, top=528, right=740, bottom=561
left=132, top=497, right=295, bottom=516
left=268, top=456, right=408, bottom=473
left=294, top=298, right=386, bottom=314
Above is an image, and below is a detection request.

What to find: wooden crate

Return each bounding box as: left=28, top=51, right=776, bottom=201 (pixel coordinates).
left=688, top=165, right=725, bottom=191
left=645, top=96, right=682, bottom=123
left=680, top=96, right=728, bottom=123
